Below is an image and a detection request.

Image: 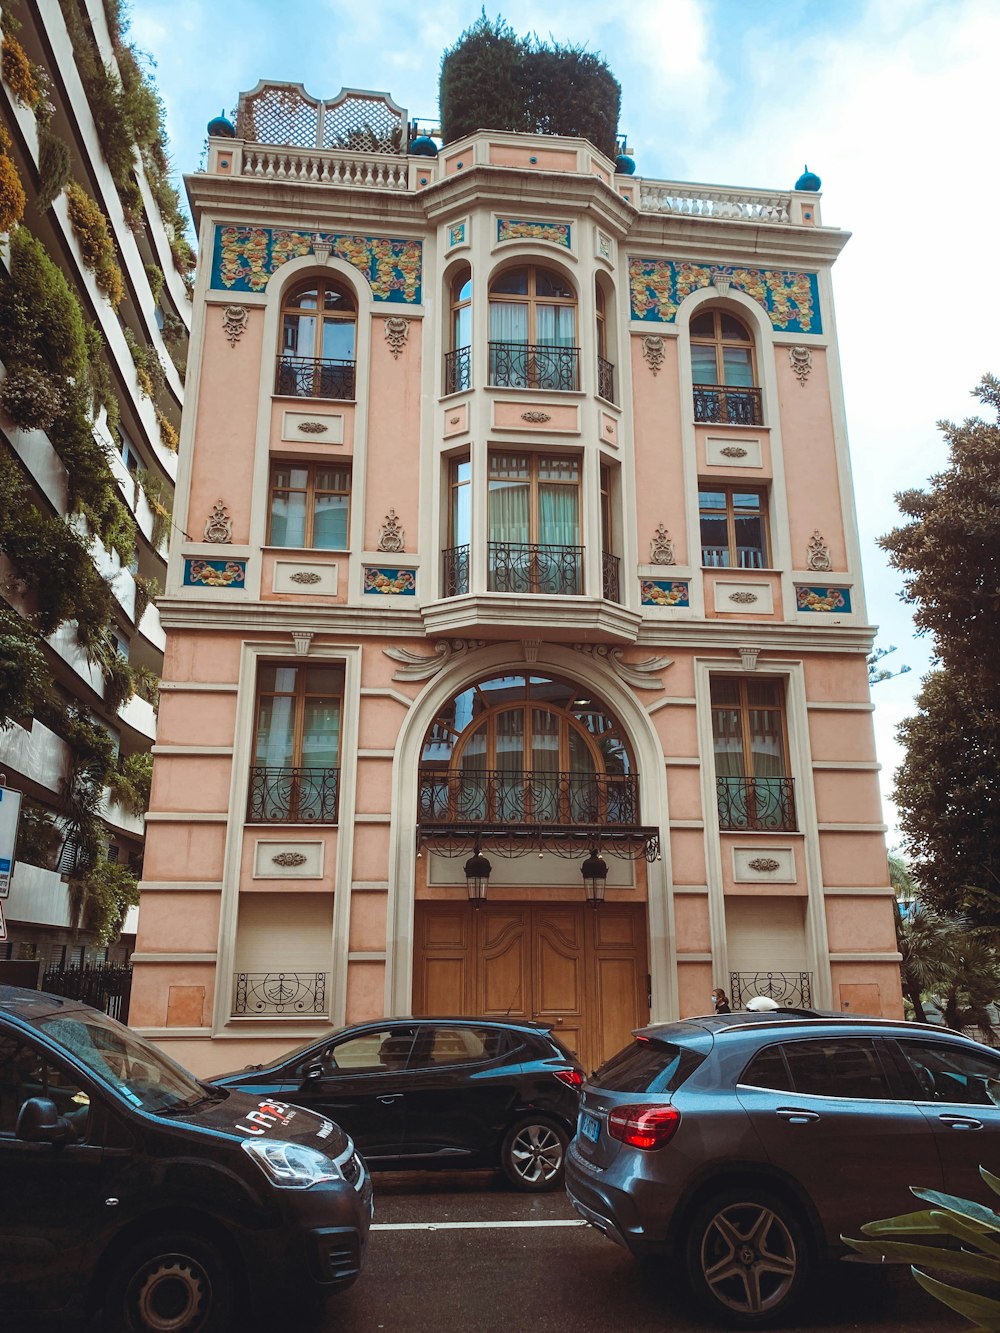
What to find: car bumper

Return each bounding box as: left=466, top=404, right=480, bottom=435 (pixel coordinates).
left=565, top=1140, right=672, bottom=1259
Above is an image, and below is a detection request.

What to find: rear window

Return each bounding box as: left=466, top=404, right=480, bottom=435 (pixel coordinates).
left=591, top=1038, right=707, bottom=1094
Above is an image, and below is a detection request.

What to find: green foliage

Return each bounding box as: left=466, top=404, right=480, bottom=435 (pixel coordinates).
left=0, top=604, right=52, bottom=728
left=0, top=124, right=26, bottom=232
left=0, top=505, right=115, bottom=640
left=13, top=798, right=61, bottom=870
left=106, top=749, right=152, bottom=816
left=0, top=227, right=89, bottom=383
left=439, top=12, right=621, bottom=158
left=134, top=466, right=171, bottom=548
left=132, top=572, right=159, bottom=625
left=0, top=364, right=65, bottom=430
left=124, top=328, right=166, bottom=401
left=65, top=182, right=126, bottom=307
left=1, top=32, right=39, bottom=107
left=101, top=646, right=135, bottom=713
left=36, top=122, right=72, bottom=210
left=844, top=1168, right=1000, bottom=1329
left=69, top=854, right=138, bottom=945
left=57, top=704, right=117, bottom=877
left=131, top=663, right=159, bottom=709
left=144, top=262, right=164, bottom=303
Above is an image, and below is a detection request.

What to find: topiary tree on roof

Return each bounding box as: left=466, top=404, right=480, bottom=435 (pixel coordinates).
left=439, top=12, right=620, bottom=160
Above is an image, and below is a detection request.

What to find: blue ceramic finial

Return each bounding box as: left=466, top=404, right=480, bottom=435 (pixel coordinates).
left=795, top=164, right=821, bottom=191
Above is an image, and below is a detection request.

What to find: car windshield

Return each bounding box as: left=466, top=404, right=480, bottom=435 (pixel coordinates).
left=37, top=1009, right=209, bottom=1114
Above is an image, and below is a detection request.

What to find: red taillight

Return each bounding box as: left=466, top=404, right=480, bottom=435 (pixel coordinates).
left=607, top=1104, right=681, bottom=1150
left=553, top=1068, right=584, bottom=1090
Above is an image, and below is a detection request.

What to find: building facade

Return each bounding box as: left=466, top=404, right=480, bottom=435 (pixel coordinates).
left=0, top=0, right=187, bottom=964
left=133, top=83, right=899, bottom=1075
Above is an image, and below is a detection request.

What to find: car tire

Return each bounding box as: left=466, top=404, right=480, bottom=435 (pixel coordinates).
left=106, top=1230, right=236, bottom=1333
left=685, top=1186, right=810, bottom=1328
left=500, top=1117, right=569, bottom=1192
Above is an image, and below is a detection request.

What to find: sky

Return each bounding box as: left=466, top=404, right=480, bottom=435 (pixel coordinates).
left=128, top=0, right=1000, bottom=851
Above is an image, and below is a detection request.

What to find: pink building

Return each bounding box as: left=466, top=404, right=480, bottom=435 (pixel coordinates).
left=132, top=85, right=899, bottom=1075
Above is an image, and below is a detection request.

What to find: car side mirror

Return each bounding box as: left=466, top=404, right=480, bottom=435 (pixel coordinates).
left=304, top=1061, right=324, bottom=1082
left=16, top=1097, right=74, bottom=1145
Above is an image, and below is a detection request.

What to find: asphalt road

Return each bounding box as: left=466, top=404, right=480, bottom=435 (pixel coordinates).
left=326, top=1170, right=964, bottom=1333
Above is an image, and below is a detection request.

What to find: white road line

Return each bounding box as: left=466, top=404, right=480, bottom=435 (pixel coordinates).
left=371, top=1219, right=588, bottom=1231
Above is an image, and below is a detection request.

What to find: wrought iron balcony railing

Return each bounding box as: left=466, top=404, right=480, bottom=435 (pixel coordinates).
left=488, top=541, right=583, bottom=595
left=442, top=544, right=470, bottom=597
left=233, top=971, right=329, bottom=1016
left=730, top=971, right=813, bottom=1010
left=693, top=384, right=763, bottom=426
left=716, top=775, right=796, bottom=832
left=247, top=766, right=340, bottom=823
left=419, top=768, right=639, bottom=828
left=488, top=341, right=580, bottom=391
left=602, top=552, right=621, bottom=603
left=275, top=355, right=356, bottom=400
left=597, top=356, right=615, bottom=404
left=701, top=545, right=766, bottom=569
left=444, top=345, right=471, bottom=394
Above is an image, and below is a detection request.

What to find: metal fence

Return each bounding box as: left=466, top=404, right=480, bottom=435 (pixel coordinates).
left=40, top=963, right=133, bottom=1022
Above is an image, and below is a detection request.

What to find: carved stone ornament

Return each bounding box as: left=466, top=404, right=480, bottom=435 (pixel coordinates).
left=222, top=305, right=249, bottom=346
left=720, top=446, right=748, bottom=459
left=449, top=415, right=461, bottom=425
left=789, top=345, right=813, bottom=385
left=572, top=644, right=672, bottom=691
left=806, top=529, right=833, bottom=572
left=377, top=509, right=405, bottom=554
left=297, top=421, right=329, bottom=435
left=385, top=638, right=487, bottom=682
left=711, top=268, right=733, bottom=294
left=289, top=571, right=322, bottom=585
left=203, top=499, right=232, bottom=544
left=748, top=857, right=780, bottom=873
left=384, top=316, right=410, bottom=359
left=521, top=411, right=551, bottom=423
left=521, top=639, right=540, bottom=663
left=650, top=523, right=676, bottom=565
left=642, top=335, right=665, bottom=376
left=272, top=851, right=308, bottom=868
left=729, top=591, right=759, bottom=605
left=292, top=630, right=314, bottom=656
left=739, top=646, right=760, bottom=671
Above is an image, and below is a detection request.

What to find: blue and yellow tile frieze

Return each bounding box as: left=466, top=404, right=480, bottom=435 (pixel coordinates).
left=183, top=558, right=247, bottom=588
left=497, top=218, right=571, bottom=248
left=796, top=585, right=852, bottom=613
left=628, top=259, right=821, bottom=333
left=363, top=567, right=416, bottom=596
left=640, top=579, right=690, bottom=607
left=211, top=226, right=422, bottom=302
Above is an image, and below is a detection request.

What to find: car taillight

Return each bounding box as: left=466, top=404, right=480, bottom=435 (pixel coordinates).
left=607, top=1104, right=680, bottom=1150
left=553, top=1068, right=583, bottom=1090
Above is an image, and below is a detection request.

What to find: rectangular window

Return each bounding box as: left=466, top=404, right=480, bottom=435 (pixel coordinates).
left=711, top=677, right=794, bottom=831
left=488, top=452, right=581, bottom=594
left=699, top=487, right=767, bottom=568
left=268, top=463, right=350, bottom=550
left=249, top=664, right=343, bottom=823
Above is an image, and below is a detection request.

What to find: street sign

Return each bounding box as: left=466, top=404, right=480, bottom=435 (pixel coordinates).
left=0, top=784, right=23, bottom=899
left=0, top=901, right=6, bottom=942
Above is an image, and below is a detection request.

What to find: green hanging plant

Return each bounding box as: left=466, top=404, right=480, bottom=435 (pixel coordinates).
left=36, top=123, right=72, bottom=211
left=133, top=572, right=159, bottom=625
left=106, top=749, right=152, bottom=816
left=131, top=664, right=159, bottom=710
left=0, top=364, right=66, bottom=430
left=65, top=182, right=126, bottom=308
left=68, top=854, right=139, bottom=945
left=101, top=649, right=135, bottom=714
left=0, top=604, right=52, bottom=729
left=0, top=124, right=26, bottom=233
left=12, top=797, right=62, bottom=870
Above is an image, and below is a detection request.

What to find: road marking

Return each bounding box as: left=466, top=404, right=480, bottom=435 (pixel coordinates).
left=372, top=1219, right=589, bottom=1231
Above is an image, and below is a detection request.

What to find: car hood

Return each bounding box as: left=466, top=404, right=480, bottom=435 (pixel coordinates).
left=180, top=1086, right=351, bottom=1157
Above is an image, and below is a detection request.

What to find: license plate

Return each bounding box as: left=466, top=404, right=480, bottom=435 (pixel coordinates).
left=579, top=1112, right=600, bottom=1144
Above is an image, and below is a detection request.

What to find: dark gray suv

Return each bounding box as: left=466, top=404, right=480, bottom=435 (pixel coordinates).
left=566, top=1009, right=1000, bottom=1326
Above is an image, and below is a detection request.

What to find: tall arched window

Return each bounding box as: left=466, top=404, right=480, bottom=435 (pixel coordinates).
left=689, top=308, right=762, bottom=425
left=488, top=265, right=578, bottom=390
left=445, top=266, right=472, bottom=393
left=276, top=277, right=357, bottom=400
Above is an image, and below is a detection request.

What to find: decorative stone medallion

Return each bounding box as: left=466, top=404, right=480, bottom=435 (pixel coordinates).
left=650, top=524, right=676, bottom=565
left=748, top=857, right=781, bottom=873
left=789, top=345, right=813, bottom=385
left=297, top=421, right=329, bottom=435
left=384, top=316, right=410, bottom=359
left=377, top=509, right=405, bottom=553
left=222, top=305, right=248, bottom=346
left=203, top=499, right=232, bottom=544
left=289, top=571, right=322, bottom=585
left=521, top=411, right=551, bottom=423
left=272, top=852, right=308, bottom=868
left=641, top=335, right=665, bottom=376
left=729, top=591, right=759, bottom=605
left=806, top=530, right=832, bottom=572
left=720, top=446, right=748, bottom=459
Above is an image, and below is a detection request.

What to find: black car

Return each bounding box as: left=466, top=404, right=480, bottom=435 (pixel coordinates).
left=0, top=985, right=372, bottom=1331
left=567, top=1008, right=1000, bottom=1326
left=214, top=1016, right=583, bottom=1191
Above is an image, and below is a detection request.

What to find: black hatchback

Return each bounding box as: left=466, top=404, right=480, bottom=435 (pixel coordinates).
left=214, top=1016, right=583, bottom=1191
left=0, top=985, right=372, bottom=1331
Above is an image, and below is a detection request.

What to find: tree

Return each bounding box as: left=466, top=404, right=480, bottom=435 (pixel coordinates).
left=881, top=376, right=1000, bottom=922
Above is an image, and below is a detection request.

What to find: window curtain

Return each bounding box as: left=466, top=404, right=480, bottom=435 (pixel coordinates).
left=535, top=304, right=575, bottom=346
left=538, top=484, right=580, bottom=591
left=489, top=301, right=527, bottom=343
left=255, top=698, right=295, bottom=767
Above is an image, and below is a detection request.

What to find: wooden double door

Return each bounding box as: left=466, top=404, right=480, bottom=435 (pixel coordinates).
left=413, top=903, right=649, bottom=1075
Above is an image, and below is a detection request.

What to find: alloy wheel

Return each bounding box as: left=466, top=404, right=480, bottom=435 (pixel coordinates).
left=508, top=1122, right=565, bottom=1185
left=699, top=1200, right=798, bottom=1316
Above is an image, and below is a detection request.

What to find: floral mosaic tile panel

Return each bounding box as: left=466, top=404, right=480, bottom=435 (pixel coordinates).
left=628, top=259, right=821, bottom=333
left=448, top=223, right=466, bottom=247
left=184, top=558, right=247, bottom=588
left=212, top=226, right=422, bottom=302
left=497, top=218, right=571, bottom=247
left=640, top=579, right=690, bottom=607
left=363, top=567, right=416, bottom=595
left=796, top=585, right=852, bottom=613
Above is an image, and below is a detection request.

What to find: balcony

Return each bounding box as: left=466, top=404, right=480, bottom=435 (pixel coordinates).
left=702, top=546, right=765, bottom=570
left=602, top=553, right=621, bottom=603
left=442, top=544, right=470, bottom=597
left=246, top=766, right=340, bottom=824
left=444, top=346, right=471, bottom=394
left=232, top=971, right=330, bottom=1017
left=488, top=342, right=579, bottom=392
left=717, top=775, right=796, bottom=832
left=275, top=355, right=355, bottom=400
left=488, top=542, right=583, bottom=596
left=693, top=384, right=763, bottom=426
left=597, top=356, right=615, bottom=404
left=420, top=768, right=639, bottom=829
left=730, top=971, right=813, bottom=1010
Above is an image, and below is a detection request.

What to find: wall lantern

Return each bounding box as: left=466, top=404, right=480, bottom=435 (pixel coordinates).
left=464, top=841, right=492, bottom=903
left=581, top=848, right=608, bottom=906
left=312, top=233, right=332, bottom=265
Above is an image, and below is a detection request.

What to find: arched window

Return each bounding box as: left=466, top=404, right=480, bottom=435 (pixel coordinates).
left=276, top=278, right=357, bottom=400
left=488, top=265, right=578, bottom=390
left=418, top=674, right=635, bottom=827
left=689, top=308, right=762, bottom=425
left=445, top=266, right=472, bottom=393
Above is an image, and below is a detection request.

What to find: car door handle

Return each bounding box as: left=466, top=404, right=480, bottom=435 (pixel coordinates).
left=939, top=1114, right=983, bottom=1130
left=377, top=1094, right=403, bottom=1105
left=775, top=1108, right=820, bottom=1125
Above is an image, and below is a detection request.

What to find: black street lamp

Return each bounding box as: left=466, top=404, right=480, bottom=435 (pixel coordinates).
left=581, top=848, right=608, bottom=906
left=464, top=841, right=492, bottom=903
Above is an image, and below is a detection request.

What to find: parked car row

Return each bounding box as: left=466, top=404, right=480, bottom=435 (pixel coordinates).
left=5, top=984, right=1000, bottom=1329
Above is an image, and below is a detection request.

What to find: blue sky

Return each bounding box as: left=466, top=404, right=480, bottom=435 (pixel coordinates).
left=129, top=0, right=1000, bottom=846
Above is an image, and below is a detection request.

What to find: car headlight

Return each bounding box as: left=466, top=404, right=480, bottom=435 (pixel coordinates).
left=242, top=1138, right=343, bottom=1189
